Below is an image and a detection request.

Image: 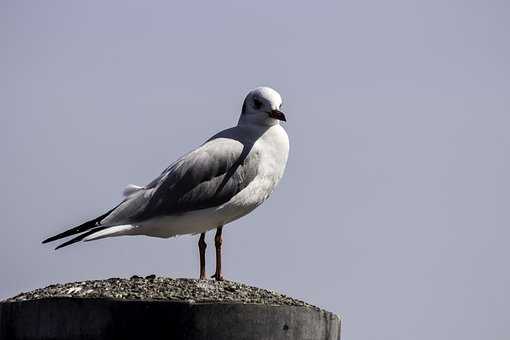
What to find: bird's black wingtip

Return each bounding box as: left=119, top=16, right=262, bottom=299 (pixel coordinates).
left=42, top=234, right=61, bottom=244
left=41, top=205, right=120, bottom=247
left=54, top=239, right=74, bottom=250
left=53, top=226, right=107, bottom=251
left=41, top=235, right=63, bottom=248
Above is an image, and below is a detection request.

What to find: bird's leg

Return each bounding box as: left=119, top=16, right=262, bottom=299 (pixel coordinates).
left=211, top=226, right=224, bottom=281
left=198, top=233, right=207, bottom=280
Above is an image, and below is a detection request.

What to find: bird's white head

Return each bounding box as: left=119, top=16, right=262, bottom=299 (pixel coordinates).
left=238, top=87, right=286, bottom=126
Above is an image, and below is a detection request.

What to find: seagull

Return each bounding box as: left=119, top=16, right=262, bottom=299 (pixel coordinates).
left=43, top=86, right=289, bottom=280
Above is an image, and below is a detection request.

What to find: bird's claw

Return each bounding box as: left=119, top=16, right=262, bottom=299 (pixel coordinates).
left=211, top=273, right=224, bottom=281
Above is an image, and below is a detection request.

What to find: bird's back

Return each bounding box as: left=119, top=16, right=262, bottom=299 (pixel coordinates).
left=101, top=124, right=288, bottom=230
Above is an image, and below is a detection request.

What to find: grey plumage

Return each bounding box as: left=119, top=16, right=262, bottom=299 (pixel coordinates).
left=42, top=86, right=289, bottom=251
left=99, top=126, right=264, bottom=227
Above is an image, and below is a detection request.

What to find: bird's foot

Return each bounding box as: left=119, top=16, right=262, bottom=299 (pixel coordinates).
left=211, top=273, right=224, bottom=281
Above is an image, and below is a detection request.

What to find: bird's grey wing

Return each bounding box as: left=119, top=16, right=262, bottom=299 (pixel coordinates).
left=101, top=137, right=258, bottom=225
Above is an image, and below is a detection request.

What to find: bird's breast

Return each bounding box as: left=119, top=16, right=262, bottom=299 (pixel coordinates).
left=228, top=125, right=289, bottom=209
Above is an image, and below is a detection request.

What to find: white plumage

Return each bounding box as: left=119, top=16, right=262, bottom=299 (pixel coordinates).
left=44, top=86, right=289, bottom=252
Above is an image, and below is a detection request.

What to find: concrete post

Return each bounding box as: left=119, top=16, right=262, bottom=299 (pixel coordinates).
left=0, top=298, right=340, bottom=339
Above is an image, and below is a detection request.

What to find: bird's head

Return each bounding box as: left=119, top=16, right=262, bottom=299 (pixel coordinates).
left=239, top=87, right=286, bottom=126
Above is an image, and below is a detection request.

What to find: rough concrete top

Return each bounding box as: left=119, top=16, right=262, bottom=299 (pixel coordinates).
left=4, top=276, right=319, bottom=310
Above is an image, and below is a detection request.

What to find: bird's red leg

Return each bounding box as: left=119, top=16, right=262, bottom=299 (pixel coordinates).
left=211, top=226, right=224, bottom=281
left=198, top=233, right=207, bottom=280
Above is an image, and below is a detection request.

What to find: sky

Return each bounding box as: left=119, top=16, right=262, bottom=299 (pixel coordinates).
left=2, top=1, right=510, bottom=339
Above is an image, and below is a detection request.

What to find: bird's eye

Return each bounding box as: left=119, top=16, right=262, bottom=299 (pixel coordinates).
left=253, top=98, right=263, bottom=110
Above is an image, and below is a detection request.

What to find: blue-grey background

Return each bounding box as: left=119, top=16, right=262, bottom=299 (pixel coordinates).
left=2, top=1, right=509, bottom=339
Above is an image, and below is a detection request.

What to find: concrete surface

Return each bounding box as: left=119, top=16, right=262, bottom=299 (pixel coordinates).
left=0, top=297, right=341, bottom=340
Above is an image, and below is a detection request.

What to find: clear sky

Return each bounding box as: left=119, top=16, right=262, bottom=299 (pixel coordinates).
left=2, top=1, right=509, bottom=339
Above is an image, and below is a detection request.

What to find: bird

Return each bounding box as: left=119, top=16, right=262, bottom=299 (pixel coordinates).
left=42, top=86, right=289, bottom=280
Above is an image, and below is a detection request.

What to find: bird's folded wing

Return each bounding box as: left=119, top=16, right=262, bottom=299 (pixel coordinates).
left=101, top=137, right=258, bottom=226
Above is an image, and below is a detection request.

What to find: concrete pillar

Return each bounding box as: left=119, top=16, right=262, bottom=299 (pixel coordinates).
left=1, top=298, right=340, bottom=339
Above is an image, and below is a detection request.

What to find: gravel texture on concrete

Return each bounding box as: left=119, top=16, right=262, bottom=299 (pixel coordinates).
left=4, top=276, right=319, bottom=309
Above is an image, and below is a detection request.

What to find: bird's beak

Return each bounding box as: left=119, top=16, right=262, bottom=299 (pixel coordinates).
left=268, top=109, right=287, bottom=122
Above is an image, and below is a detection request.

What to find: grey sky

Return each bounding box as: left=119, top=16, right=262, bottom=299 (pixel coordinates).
left=2, top=1, right=509, bottom=339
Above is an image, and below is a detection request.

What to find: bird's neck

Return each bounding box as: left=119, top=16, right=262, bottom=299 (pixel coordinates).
left=237, top=116, right=280, bottom=127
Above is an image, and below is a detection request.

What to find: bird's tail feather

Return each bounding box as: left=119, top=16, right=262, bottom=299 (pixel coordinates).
left=54, top=226, right=108, bottom=250
left=83, top=225, right=137, bottom=242
left=42, top=204, right=121, bottom=245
